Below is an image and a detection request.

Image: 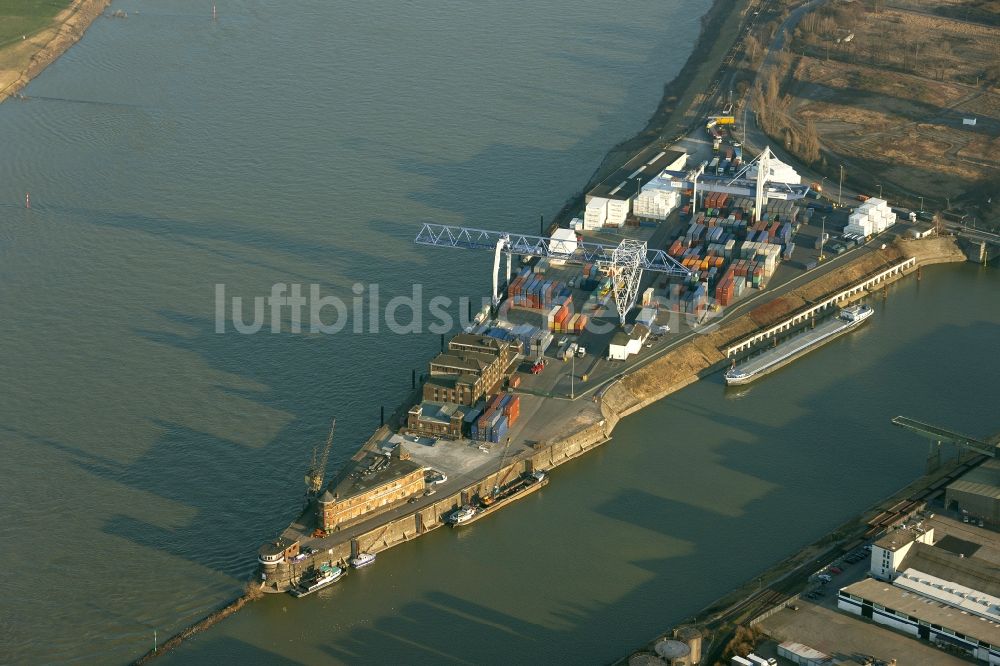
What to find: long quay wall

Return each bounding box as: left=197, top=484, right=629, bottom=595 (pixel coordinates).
left=724, top=257, right=917, bottom=357
left=261, top=420, right=618, bottom=592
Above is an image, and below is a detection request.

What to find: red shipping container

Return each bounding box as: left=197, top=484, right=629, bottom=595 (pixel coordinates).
left=503, top=394, right=520, bottom=415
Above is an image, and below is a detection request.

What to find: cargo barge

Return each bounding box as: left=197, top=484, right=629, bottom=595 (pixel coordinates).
left=724, top=304, right=873, bottom=386
left=447, top=471, right=548, bottom=527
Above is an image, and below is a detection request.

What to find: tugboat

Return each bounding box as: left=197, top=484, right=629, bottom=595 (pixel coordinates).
left=446, top=505, right=478, bottom=525
left=350, top=552, right=376, bottom=569
left=290, top=563, right=344, bottom=597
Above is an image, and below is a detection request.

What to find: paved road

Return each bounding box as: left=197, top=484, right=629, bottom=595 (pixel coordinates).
left=946, top=222, right=1000, bottom=245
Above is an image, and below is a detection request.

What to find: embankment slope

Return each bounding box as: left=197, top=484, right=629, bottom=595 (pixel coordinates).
left=0, top=0, right=111, bottom=103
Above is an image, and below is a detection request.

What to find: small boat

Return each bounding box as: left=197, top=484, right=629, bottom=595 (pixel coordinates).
left=446, top=505, right=477, bottom=525
left=350, top=552, right=376, bottom=569
left=290, top=564, right=344, bottom=597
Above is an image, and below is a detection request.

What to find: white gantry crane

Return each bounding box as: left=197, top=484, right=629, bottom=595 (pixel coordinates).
left=728, top=146, right=796, bottom=217
left=691, top=146, right=797, bottom=220
left=414, top=223, right=691, bottom=326
left=610, top=239, right=646, bottom=327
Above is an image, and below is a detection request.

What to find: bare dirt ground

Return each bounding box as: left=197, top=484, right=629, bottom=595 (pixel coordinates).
left=0, top=0, right=111, bottom=104
left=772, top=0, right=1000, bottom=206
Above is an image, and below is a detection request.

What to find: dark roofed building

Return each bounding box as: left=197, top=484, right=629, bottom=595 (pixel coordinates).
left=946, top=458, right=1000, bottom=526
left=405, top=401, right=471, bottom=440
left=587, top=147, right=688, bottom=202
left=257, top=536, right=300, bottom=568
left=449, top=333, right=520, bottom=359
left=424, top=333, right=520, bottom=405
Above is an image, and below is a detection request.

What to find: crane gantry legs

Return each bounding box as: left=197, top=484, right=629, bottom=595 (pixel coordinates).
left=607, top=239, right=647, bottom=326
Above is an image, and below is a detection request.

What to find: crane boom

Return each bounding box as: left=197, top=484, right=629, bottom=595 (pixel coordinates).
left=306, top=418, right=337, bottom=496
left=492, top=435, right=514, bottom=498
left=414, top=223, right=690, bottom=276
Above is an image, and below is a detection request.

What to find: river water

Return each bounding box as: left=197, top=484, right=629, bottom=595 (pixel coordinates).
left=0, top=1, right=996, bottom=664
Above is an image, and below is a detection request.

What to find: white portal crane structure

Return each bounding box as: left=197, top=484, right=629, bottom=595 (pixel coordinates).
left=414, top=223, right=691, bottom=325
left=725, top=145, right=796, bottom=219
left=610, top=239, right=646, bottom=328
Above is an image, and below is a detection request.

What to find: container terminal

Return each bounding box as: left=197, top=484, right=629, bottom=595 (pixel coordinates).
left=254, top=98, right=962, bottom=595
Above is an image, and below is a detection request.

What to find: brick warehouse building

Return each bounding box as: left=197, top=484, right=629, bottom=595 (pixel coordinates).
left=405, top=401, right=471, bottom=440
left=422, top=334, right=519, bottom=406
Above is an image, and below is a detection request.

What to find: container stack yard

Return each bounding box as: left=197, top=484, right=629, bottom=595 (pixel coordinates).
left=661, top=195, right=801, bottom=314
left=504, top=266, right=590, bottom=335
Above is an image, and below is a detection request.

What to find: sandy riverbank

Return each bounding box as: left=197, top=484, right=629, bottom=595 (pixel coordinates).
left=0, top=0, right=111, bottom=104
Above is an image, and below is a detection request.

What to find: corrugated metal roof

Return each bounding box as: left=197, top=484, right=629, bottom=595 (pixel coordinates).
left=778, top=641, right=829, bottom=660
left=948, top=458, right=1000, bottom=501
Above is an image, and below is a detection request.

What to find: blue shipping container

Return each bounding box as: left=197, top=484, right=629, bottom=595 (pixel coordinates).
left=491, top=416, right=509, bottom=443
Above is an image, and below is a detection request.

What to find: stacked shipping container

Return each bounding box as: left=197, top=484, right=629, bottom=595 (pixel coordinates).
left=471, top=393, right=521, bottom=443
left=663, top=194, right=805, bottom=311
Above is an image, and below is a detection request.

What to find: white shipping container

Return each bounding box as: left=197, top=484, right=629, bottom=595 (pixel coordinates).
left=606, top=198, right=630, bottom=226
left=585, top=197, right=608, bottom=228
left=845, top=221, right=873, bottom=237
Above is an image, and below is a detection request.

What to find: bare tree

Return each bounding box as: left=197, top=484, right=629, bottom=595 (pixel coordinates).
left=800, top=119, right=821, bottom=164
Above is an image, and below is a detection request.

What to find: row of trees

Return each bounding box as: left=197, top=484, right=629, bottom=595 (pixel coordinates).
left=751, top=66, right=821, bottom=165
